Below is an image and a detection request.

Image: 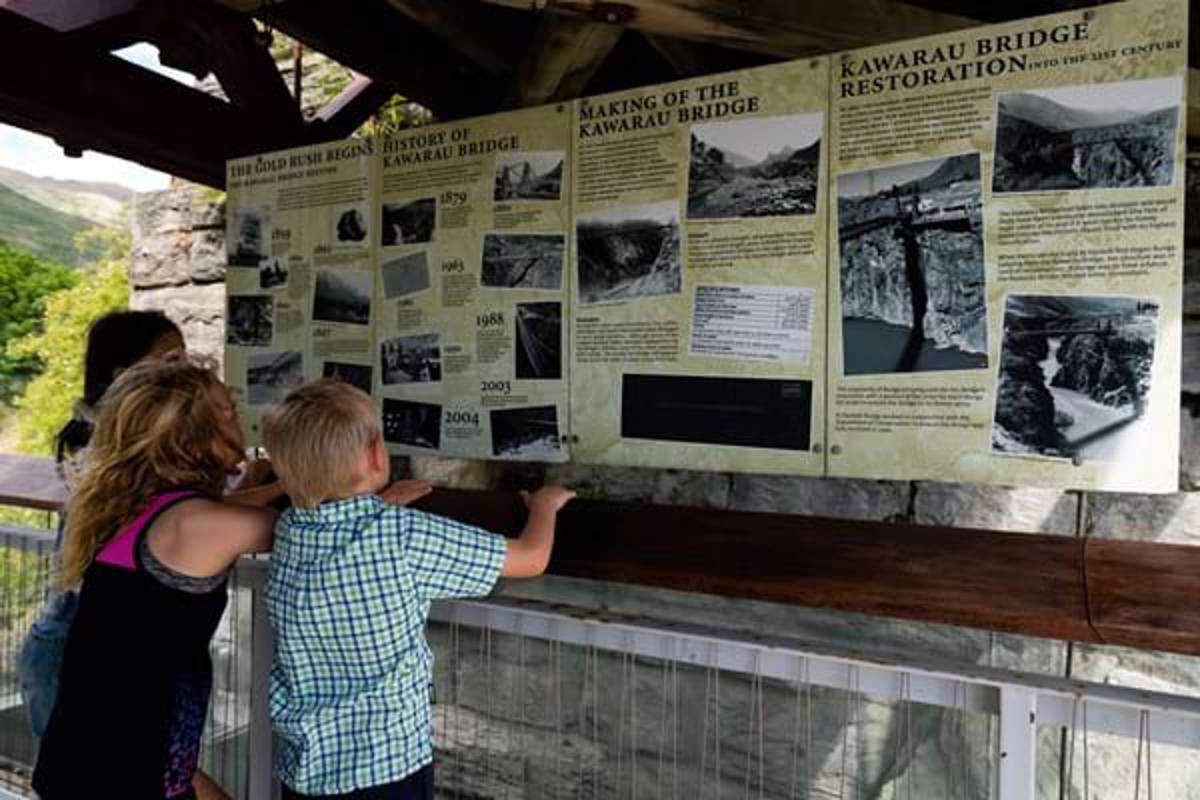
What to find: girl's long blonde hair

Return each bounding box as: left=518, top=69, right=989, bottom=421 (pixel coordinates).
left=58, top=355, right=243, bottom=588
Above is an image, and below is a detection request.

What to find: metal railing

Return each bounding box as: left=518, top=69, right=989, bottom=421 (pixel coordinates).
left=0, top=524, right=1197, bottom=798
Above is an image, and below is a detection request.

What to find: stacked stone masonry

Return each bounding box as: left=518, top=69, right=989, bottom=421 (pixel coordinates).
left=128, top=157, right=1200, bottom=799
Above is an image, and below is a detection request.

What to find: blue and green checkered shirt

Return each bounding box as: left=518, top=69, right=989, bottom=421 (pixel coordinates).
left=265, top=494, right=506, bottom=794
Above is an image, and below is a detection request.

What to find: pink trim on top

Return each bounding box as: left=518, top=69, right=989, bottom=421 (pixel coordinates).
left=95, top=491, right=199, bottom=571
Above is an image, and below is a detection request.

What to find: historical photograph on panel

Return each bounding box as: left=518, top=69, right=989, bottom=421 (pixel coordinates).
left=837, top=153, right=987, bottom=375
left=514, top=301, right=562, bottom=380
left=687, top=113, right=822, bottom=219
left=381, top=252, right=432, bottom=299
left=312, top=269, right=372, bottom=326
left=992, top=295, right=1159, bottom=463
left=381, top=333, right=442, bottom=385
left=993, top=76, right=1181, bottom=192
left=490, top=405, right=561, bottom=459
left=333, top=203, right=369, bottom=244
left=622, top=374, right=812, bottom=451
left=226, top=295, right=273, bottom=346
left=258, top=256, right=289, bottom=290
left=247, top=351, right=303, bottom=406
left=494, top=151, right=564, bottom=201
left=383, top=398, right=441, bottom=450
left=228, top=206, right=271, bottom=266
left=381, top=197, right=436, bottom=246
left=322, top=361, right=373, bottom=395
left=481, top=234, right=565, bottom=290
left=576, top=200, right=680, bottom=305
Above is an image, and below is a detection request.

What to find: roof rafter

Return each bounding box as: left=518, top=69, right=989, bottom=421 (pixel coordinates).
left=505, top=14, right=623, bottom=108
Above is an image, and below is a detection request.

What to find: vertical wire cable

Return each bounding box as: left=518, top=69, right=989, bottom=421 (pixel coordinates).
left=790, top=658, right=804, bottom=800
left=657, top=640, right=670, bottom=800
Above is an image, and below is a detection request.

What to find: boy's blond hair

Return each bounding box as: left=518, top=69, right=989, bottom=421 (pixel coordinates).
left=263, top=380, right=381, bottom=508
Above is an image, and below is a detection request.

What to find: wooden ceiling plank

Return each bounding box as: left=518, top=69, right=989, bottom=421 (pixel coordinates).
left=507, top=14, right=623, bottom=108
left=310, top=75, right=395, bottom=140
left=383, top=0, right=525, bottom=78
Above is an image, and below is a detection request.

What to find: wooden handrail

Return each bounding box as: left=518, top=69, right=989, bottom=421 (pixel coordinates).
left=3, top=452, right=1197, bottom=655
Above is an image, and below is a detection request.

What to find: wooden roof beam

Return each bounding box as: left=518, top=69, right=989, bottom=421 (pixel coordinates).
left=506, top=14, right=623, bottom=108
left=310, top=75, right=395, bottom=140
left=383, top=0, right=527, bottom=78
left=0, top=7, right=295, bottom=187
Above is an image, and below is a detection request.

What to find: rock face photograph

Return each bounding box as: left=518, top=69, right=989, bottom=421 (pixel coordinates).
left=993, top=76, right=1181, bottom=192
left=481, top=234, right=564, bottom=290
left=515, top=301, right=562, bottom=380
left=383, top=398, right=441, bottom=449
left=381, top=251, right=431, bottom=299
left=576, top=200, right=680, bottom=304
left=494, top=151, right=564, bottom=201
left=334, top=204, right=368, bottom=243
left=687, top=113, right=822, bottom=219
left=381, top=332, right=442, bottom=384
left=259, top=257, right=288, bottom=290
left=226, top=295, right=273, bottom=346
left=491, top=405, right=561, bottom=458
left=838, top=153, right=987, bottom=375
left=313, top=269, right=372, bottom=326
left=381, top=197, right=436, bottom=246
left=227, top=206, right=270, bottom=266
left=322, top=361, right=373, bottom=394
left=247, top=351, right=303, bottom=406
left=993, top=294, right=1158, bottom=462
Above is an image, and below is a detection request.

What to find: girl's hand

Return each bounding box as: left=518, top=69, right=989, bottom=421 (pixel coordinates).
left=521, top=486, right=576, bottom=515
left=235, top=458, right=274, bottom=490
left=380, top=480, right=434, bottom=506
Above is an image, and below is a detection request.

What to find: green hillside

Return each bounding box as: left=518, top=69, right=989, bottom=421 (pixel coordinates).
left=0, top=183, right=100, bottom=266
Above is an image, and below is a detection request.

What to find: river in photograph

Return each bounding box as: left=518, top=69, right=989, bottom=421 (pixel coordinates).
left=1039, top=337, right=1147, bottom=461
left=843, top=319, right=987, bottom=375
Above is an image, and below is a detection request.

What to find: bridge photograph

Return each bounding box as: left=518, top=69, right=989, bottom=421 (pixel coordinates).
left=837, top=153, right=987, bottom=375
left=992, top=294, right=1159, bottom=461
left=494, top=150, right=564, bottom=201
left=993, top=76, right=1181, bottom=193
left=481, top=233, right=564, bottom=290
left=490, top=404, right=561, bottom=459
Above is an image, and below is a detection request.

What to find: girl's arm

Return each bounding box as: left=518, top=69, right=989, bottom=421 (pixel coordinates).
left=148, top=499, right=277, bottom=579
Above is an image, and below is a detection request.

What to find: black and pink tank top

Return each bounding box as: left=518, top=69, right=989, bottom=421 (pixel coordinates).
left=33, top=491, right=228, bottom=800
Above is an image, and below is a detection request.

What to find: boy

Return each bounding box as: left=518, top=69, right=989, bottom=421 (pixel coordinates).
left=262, top=380, right=574, bottom=799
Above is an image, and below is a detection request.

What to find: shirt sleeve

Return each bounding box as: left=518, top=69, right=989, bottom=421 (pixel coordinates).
left=397, top=509, right=507, bottom=600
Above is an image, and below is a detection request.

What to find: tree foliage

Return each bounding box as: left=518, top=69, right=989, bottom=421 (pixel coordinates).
left=0, top=242, right=77, bottom=402
left=8, top=229, right=129, bottom=455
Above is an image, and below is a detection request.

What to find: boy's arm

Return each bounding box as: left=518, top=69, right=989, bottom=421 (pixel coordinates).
left=502, top=487, right=575, bottom=578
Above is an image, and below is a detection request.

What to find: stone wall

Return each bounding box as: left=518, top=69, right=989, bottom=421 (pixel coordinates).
left=128, top=157, right=1200, bottom=798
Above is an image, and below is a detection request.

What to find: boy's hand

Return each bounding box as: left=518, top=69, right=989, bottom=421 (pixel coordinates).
left=236, top=458, right=274, bottom=490
left=380, top=480, right=434, bottom=506
left=520, top=486, right=576, bottom=515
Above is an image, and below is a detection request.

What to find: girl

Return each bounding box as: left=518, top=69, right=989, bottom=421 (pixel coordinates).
left=32, top=355, right=276, bottom=800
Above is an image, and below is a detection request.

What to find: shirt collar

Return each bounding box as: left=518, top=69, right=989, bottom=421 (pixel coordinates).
left=285, top=494, right=383, bottom=527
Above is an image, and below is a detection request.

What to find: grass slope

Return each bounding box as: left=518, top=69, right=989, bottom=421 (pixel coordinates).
left=0, top=183, right=98, bottom=266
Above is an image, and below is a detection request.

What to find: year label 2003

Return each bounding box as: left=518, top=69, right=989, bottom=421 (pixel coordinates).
left=480, top=381, right=512, bottom=395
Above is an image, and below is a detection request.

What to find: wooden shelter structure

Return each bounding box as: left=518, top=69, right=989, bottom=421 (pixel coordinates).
left=0, top=0, right=1198, bottom=657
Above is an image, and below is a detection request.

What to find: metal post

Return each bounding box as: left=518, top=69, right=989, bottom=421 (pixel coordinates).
left=247, top=567, right=275, bottom=800
left=997, top=686, right=1037, bottom=800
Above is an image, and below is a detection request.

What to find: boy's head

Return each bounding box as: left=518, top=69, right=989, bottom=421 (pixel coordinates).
left=263, top=379, right=387, bottom=508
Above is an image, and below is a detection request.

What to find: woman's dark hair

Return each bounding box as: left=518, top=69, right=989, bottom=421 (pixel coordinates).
left=55, top=310, right=183, bottom=462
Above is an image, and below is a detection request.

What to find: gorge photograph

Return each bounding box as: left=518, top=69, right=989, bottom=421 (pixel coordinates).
left=576, top=200, right=680, bottom=305
left=838, top=153, right=987, bottom=375
left=687, top=113, right=822, bottom=219
left=993, top=294, right=1158, bottom=462
left=993, top=76, right=1181, bottom=192
left=481, top=233, right=564, bottom=290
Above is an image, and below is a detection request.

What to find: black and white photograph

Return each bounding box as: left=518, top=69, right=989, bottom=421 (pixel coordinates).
left=333, top=203, right=369, bottom=243
left=490, top=405, right=561, bottom=459
left=993, top=294, right=1158, bottom=463
left=228, top=207, right=270, bottom=267
left=494, top=151, right=564, bottom=201
left=226, top=295, right=273, bottom=346
left=381, top=197, right=436, bottom=246
left=576, top=200, right=681, bottom=305
left=993, top=76, right=1182, bottom=192
left=258, top=257, right=288, bottom=290
left=515, top=301, right=562, bottom=380
left=247, top=351, right=303, bottom=406
left=481, top=234, right=565, bottom=290
left=383, top=398, right=441, bottom=450
left=322, top=361, right=373, bottom=394
left=381, top=333, right=442, bottom=384
left=621, top=374, right=812, bottom=451
left=687, top=113, right=822, bottom=219
left=312, top=269, right=372, bottom=326
left=381, top=252, right=431, bottom=299
left=837, top=153, right=987, bottom=375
